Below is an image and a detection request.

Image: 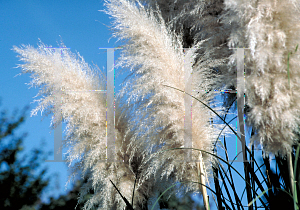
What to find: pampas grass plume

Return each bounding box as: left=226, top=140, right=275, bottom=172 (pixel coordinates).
left=104, top=0, right=225, bottom=203
left=224, top=0, right=300, bottom=156
left=13, top=42, right=152, bottom=209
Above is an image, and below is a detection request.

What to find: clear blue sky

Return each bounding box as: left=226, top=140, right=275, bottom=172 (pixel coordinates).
left=0, top=0, right=122, bottom=203
left=0, top=0, right=259, bottom=208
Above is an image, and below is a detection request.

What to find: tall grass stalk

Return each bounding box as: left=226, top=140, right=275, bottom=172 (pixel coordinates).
left=197, top=152, right=209, bottom=210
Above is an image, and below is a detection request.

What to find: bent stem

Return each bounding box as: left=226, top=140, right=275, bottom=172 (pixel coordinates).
left=198, top=151, right=210, bottom=210
left=294, top=144, right=300, bottom=210
left=288, top=152, right=298, bottom=210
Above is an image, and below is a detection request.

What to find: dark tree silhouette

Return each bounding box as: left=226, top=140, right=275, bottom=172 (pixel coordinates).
left=0, top=102, right=50, bottom=210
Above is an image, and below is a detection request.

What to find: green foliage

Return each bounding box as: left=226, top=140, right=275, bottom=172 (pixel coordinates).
left=158, top=192, right=205, bottom=210
left=210, top=103, right=300, bottom=210
left=38, top=178, right=94, bottom=210
left=0, top=103, right=50, bottom=209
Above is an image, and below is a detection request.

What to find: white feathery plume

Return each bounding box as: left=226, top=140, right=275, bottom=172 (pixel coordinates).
left=104, top=0, right=225, bottom=205
left=138, top=0, right=235, bottom=92
left=13, top=42, right=151, bottom=209
left=223, top=0, right=300, bottom=156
